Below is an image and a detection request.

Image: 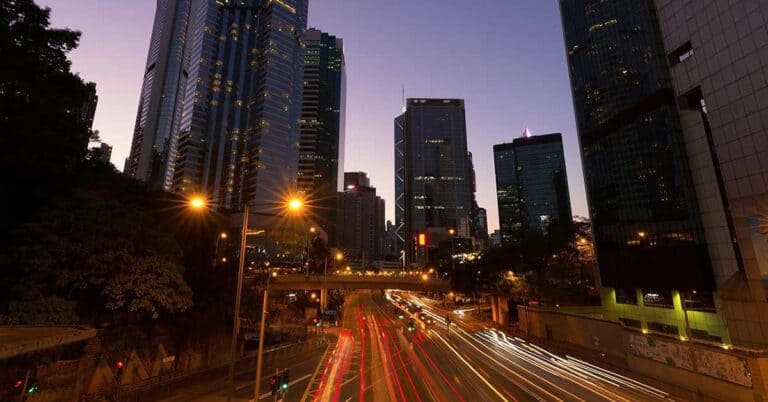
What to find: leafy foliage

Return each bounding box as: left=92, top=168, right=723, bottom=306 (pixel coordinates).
left=470, top=220, right=597, bottom=305
left=0, top=0, right=195, bottom=326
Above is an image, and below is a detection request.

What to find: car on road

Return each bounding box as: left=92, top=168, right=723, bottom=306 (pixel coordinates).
left=418, top=313, right=434, bottom=326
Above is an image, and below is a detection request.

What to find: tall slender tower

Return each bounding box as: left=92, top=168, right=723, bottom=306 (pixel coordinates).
left=299, top=28, right=346, bottom=240
left=127, top=0, right=191, bottom=189
left=398, top=98, right=473, bottom=266
left=159, top=0, right=308, bottom=211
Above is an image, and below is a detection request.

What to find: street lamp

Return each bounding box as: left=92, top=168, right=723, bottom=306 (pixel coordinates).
left=188, top=195, right=207, bottom=211
left=251, top=196, right=305, bottom=402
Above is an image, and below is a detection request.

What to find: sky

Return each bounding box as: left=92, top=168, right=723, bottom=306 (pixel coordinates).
left=40, top=0, right=588, bottom=232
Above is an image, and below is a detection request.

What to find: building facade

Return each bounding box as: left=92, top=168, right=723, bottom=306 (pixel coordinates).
left=493, top=133, right=572, bottom=244
left=655, top=0, right=768, bottom=348
left=128, top=0, right=309, bottom=209
left=394, top=113, right=406, bottom=262
left=299, top=28, right=346, bottom=241
left=493, top=142, right=521, bottom=245
left=397, top=99, right=473, bottom=266
left=127, top=0, right=191, bottom=189
left=560, top=0, right=768, bottom=346
left=336, top=172, right=385, bottom=264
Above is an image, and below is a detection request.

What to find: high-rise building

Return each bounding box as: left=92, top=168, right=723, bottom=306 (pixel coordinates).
left=466, top=152, right=488, bottom=249
left=397, top=99, right=473, bottom=266
left=654, top=0, right=768, bottom=348
left=80, top=82, right=98, bottom=130
left=128, top=0, right=308, bottom=207
left=173, top=0, right=308, bottom=210
left=336, top=172, right=385, bottom=264
left=493, top=142, right=521, bottom=245
left=127, top=0, right=191, bottom=189
left=493, top=133, right=572, bottom=244
left=560, top=0, right=759, bottom=345
left=299, top=28, right=346, bottom=241
left=394, top=112, right=406, bottom=263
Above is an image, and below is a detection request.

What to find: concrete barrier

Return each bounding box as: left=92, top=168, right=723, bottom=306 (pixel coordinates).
left=518, top=305, right=768, bottom=402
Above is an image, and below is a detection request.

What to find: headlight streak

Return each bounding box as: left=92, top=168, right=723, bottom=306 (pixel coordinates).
left=477, top=330, right=671, bottom=400
left=407, top=295, right=671, bottom=401
left=432, top=331, right=512, bottom=402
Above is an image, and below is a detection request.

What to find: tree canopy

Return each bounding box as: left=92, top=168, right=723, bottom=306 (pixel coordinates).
left=0, top=0, right=197, bottom=326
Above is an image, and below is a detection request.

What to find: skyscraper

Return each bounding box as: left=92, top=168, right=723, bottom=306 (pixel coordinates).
left=129, top=0, right=308, bottom=208
left=336, top=172, right=385, bottom=264
left=654, top=0, right=768, bottom=348
left=494, top=133, right=572, bottom=243
left=127, top=0, right=191, bottom=189
left=397, top=99, right=473, bottom=266
left=560, top=0, right=724, bottom=342
left=173, top=0, right=308, bottom=210
left=394, top=112, right=406, bottom=263
left=299, top=28, right=346, bottom=241
left=493, top=142, right=521, bottom=244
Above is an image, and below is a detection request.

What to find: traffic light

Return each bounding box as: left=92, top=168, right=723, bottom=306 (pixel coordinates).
left=280, top=368, right=290, bottom=390
left=115, top=359, right=125, bottom=378
left=26, top=384, right=39, bottom=394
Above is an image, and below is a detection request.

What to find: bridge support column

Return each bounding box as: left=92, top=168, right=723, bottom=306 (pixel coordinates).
left=490, top=295, right=500, bottom=323
left=489, top=295, right=509, bottom=327
left=497, top=296, right=509, bottom=327
left=319, top=287, right=328, bottom=311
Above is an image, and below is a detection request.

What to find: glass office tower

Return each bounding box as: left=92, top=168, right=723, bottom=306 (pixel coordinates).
left=127, top=0, right=191, bottom=189
left=170, top=0, right=308, bottom=210
left=400, top=99, right=473, bottom=265
left=493, top=142, right=521, bottom=244
left=299, top=28, right=346, bottom=241
left=560, top=0, right=713, bottom=292
left=494, top=133, right=572, bottom=244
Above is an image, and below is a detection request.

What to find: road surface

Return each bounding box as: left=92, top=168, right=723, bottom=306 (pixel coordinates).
left=304, top=290, right=675, bottom=402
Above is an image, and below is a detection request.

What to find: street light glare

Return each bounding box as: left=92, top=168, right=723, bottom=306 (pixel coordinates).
left=188, top=195, right=207, bottom=210
left=335, top=252, right=344, bottom=261
left=287, top=197, right=304, bottom=212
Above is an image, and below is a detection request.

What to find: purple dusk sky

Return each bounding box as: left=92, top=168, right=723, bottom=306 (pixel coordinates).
left=39, top=0, right=588, bottom=231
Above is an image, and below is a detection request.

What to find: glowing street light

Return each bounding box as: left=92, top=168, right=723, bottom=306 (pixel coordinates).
left=287, top=197, right=304, bottom=212
left=421, top=274, right=429, bottom=281
left=335, top=252, right=344, bottom=261
left=220, top=232, right=228, bottom=239
left=310, top=226, right=316, bottom=233
left=188, top=195, right=207, bottom=211
left=448, top=228, right=456, bottom=235
left=638, top=231, right=647, bottom=238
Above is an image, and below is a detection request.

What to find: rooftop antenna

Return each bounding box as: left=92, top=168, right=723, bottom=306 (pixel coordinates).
left=401, top=85, right=406, bottom=113
left=523, top=125, right=531, bottom=138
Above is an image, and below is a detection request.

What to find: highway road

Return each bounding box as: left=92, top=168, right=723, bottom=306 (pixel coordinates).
left=305, top=290, right=677, bottom=402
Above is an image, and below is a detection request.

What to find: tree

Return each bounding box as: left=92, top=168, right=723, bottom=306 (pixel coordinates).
left=472, top=220, right=597, bottom=306
left=0, top=0, right=97, bottom=233
left=0, top=2, right=196, bottom=326
left=3, top=176, right=193, bottom=324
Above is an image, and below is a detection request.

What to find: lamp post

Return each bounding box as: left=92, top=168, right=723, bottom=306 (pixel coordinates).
left=225, top=203, right=249, bottom=402
left=448, top=228, right=456, bottom=272
left=252, top=197, right=304, bottom=402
